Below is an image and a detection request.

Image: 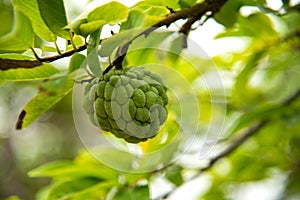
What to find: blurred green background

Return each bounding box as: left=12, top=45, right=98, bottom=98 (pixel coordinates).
left=0, top=2, right=80, bottom=198
left=1, top=0, right=300, bottom=199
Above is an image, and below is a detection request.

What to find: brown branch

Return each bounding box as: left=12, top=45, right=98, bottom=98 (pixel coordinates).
left=0, top=58, right=42, bottom=70
left=0, top=44, right=87, bottom=71
left=200, top=120, right=269, bottom=172
left=153, top=0, right=227, bottom=28
left=103, top=0, right=228, bottom=73
left=1, top=0, right=228, bottom=71
left=179, top=17, right=199, bottom=35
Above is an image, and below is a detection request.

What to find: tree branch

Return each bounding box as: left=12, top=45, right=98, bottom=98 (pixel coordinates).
left=200, top=120, right=269, bottom=172
left=0, top=44, right=87, bottom=71
left=103, top=0, right=228, bottom=73
left=0, top=0, right=228, bottom=71
left=0, top=58, right=42, bottom=71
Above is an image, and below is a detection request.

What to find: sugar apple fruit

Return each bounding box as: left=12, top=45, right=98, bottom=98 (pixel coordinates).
left=83, top=67, right=168, bottom=143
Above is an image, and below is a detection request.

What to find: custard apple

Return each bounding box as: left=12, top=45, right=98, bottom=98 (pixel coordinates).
left=83, top=67, right=168, bottom=143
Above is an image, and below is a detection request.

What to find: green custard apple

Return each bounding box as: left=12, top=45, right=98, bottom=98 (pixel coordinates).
left=83, top=67, right=168, bottom=143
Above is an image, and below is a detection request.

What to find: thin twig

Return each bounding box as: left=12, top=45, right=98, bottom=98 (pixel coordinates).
left=39, top=44, right=87, bottom=63
left=29, top=47, right=42, bottom=62
left=179, top=17, right=199, bottom=35
left=200, top=119, right=269, bottom=172
left=75, top=77, right=95, bottom=84
left=53, top=39, right=62, bottom=55
left=69, top=32, right=78, bottom=51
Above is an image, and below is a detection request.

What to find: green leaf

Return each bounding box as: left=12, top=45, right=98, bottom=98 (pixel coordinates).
left=227, top=104, right=282, bottom=136
left=65, top=18, right=87, bottom=36
left=138, top=142, right=179, bottom=171
left=143, top=15, right=165, bottom=26
left=45, top=178, right=103, bottom=200
left=242, top=12, right=277, bottom=37
left=3, top=196, right=21, bottom=200
left=216, top=12, right=277, bottom=39
left=42, top=45, right=58, bottom=52
left=228, top=151, right=272, bottom=181
left=22, top=48, right=43, bottom=58
left=0, top=10, right=34, bottom=51
left=36, top=0, right=69, bottom=39
left=133, top=3, right=170, bottom=20
left=120, top=9, right=146, bottom=31
left=92, top=147, right=136, bottom=171
left=47, top=180, right=116, bottom=200
left=124, top=173, right=150, bottom=186
left=168, top=34, right=184, bottom=62
left=69, top=53, right=86, bottom=73
left=114, top=185, right=150, bottom=200
left=178, top=0, right=197, bottom=8
left=0, top=2, right=13, bottom=37
left=79, top=20, right=106, bottom=37
left=135, top=0, right=179, bottom=8
left=234, top=51, right=264, bottom=90
left=214, top=0, right=241, bottom=28
left=126, top=31, right=174, bottom=65
left=15, top=79, right=73, bottom=129
left=166, top=166, right=184, bottom=186
left=28, top=161, right=74, bottom=177
left=130, top=30, right=173, bottom=51
left=40, top=76, right=68, bottom=95
left=87, top=1, right=129, bottom=25
left=141, top=0, right=164, bottom=6
left=87, top=30, right=102, bottom=76
left=99, top=29, right=142, bottom=57
left=282, top=11, right=300, bottom=31
left=232, top=50, right=265, bottom=106
left=132, top=2, right=170, bottom=25
left=0, top=53, right=36, bottom=60
left=202, top=189, right=227, bottom=200
left=164, top=0, right=180, bottom=9
left=145, top=6, right=170, bottom=16
left=12, top=0, right=54, bottom=41
left=28, top=160, right=117, bottom=180
left=71, top=35, right=85, bottom=47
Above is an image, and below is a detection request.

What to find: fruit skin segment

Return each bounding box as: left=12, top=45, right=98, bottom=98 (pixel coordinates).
left=83, top=67, right=168, bottom=143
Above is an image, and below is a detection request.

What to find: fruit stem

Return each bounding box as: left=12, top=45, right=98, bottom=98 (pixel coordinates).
left=103, top=54, right=125, bottom=74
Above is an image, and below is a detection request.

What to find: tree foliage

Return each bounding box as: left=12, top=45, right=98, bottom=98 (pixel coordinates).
left=1, top=0, right=300, bottom=199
